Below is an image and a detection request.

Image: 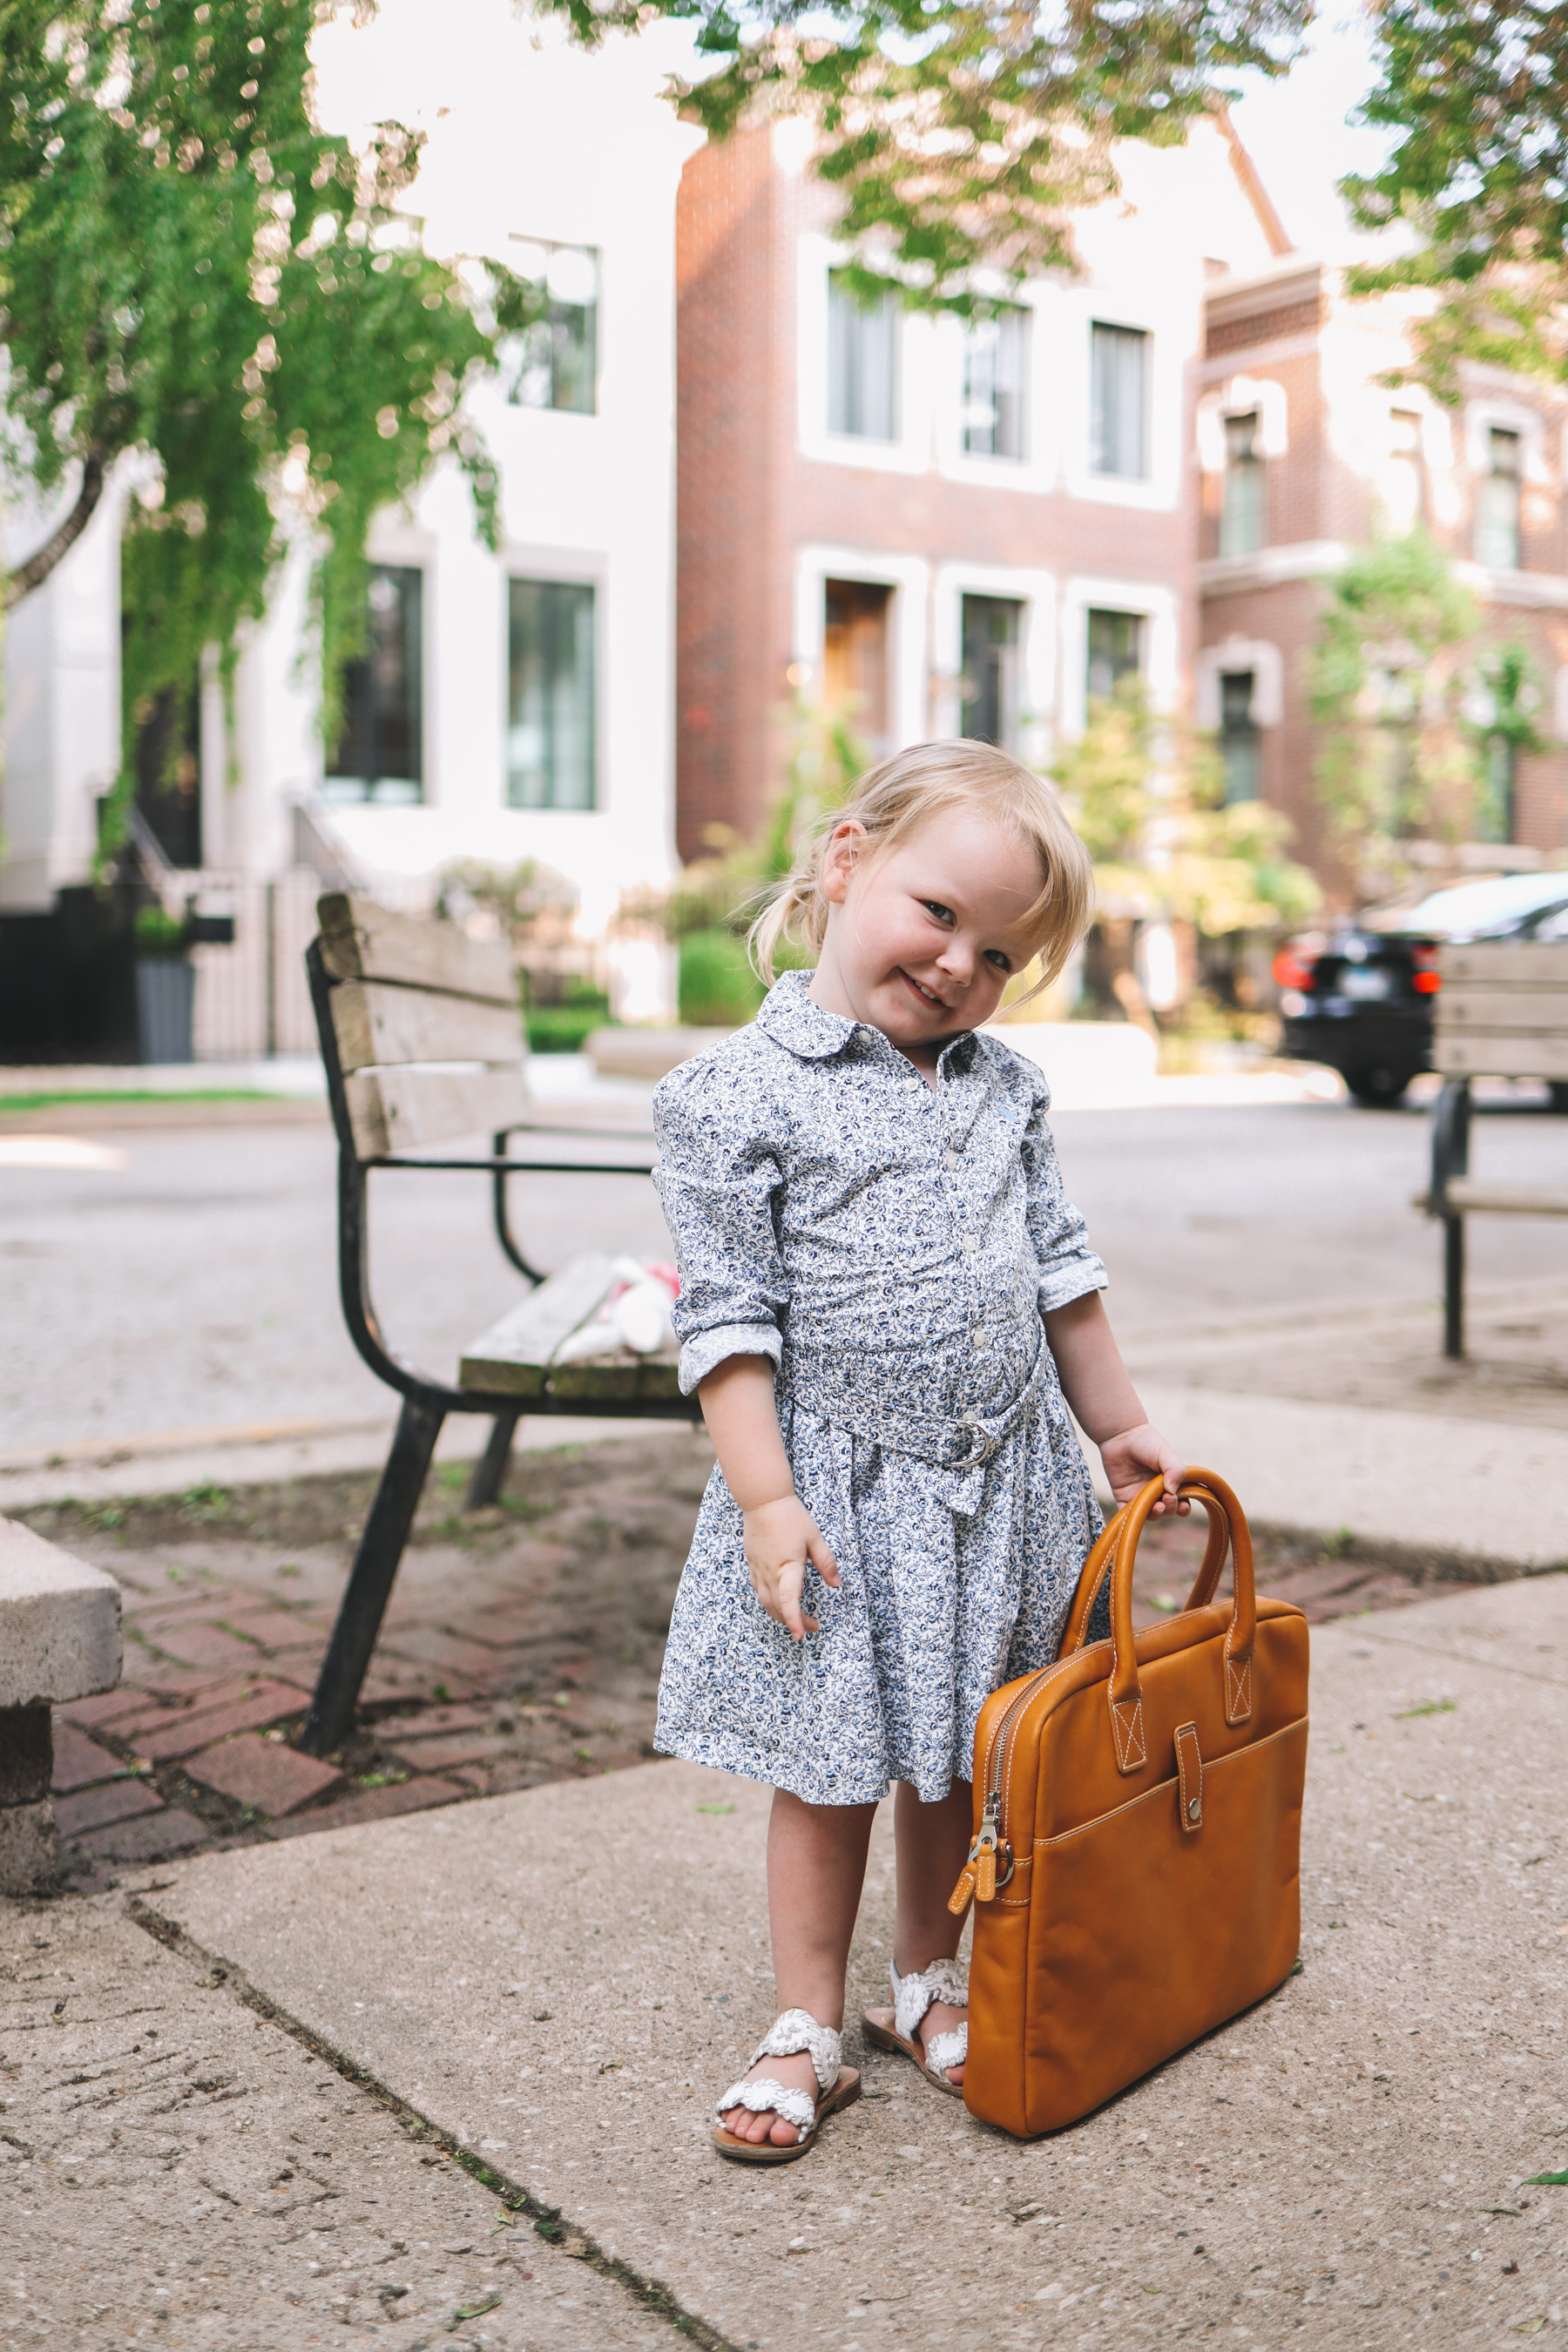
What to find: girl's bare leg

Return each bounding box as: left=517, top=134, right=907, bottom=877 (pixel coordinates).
left=892, top=1779, right=974, bottom=2085
left=720, top=1789, right=877, bottom=2146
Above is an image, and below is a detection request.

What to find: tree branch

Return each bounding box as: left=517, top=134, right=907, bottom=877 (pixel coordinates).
left=2, top=451, right=107, bottom=610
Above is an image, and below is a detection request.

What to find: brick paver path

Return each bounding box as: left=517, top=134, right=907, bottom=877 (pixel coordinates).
left=26, top=1433, right=1472, bottom=1880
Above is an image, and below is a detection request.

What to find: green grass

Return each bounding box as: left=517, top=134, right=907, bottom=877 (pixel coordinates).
left=0, top=1088, right=283, bottom=1113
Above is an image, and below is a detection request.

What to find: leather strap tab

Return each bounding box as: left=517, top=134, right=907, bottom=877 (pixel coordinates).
left=1174, top=1720, right=1204, bottom=1834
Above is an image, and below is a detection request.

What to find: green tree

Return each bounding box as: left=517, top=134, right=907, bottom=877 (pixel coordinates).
left=1344, top=6, right=1568, bottom=393
left=551, top=0, right=1311, bottom=308
left=1307, top=529, right=1482, bottom=875
left=1053, top=679, right=1319, bottom=936
left=0, top=0, right=539, bottom=851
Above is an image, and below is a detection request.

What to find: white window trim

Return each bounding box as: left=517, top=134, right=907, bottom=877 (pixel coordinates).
left=931, top=563, right=1058, bottom=764
left=1195, top=375, right=1289, bottom=474
left=1466, top=398, right=1550, bottom=488
left=1059, top=577, right=1179, bottom=739
left=792, top=544, right=929, bottom=750
left=1195, top=637, right=1283, bottom=731
left=797, top=234, right=934, bottom=476
left=501, top=549, right=607, bottom=820
left=931, top=305, right=1058, bottom=496
left=1061, top=293, right=1183, bottom=513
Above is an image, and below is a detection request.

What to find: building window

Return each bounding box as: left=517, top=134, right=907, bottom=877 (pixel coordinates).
left=960, top=596, right=1023, bottom=749
left=822, top=579, right=891, bottom=752
left=505, top=240, right=598, bottom=416
left=1477, top=736, right=1516, bottom=843
left=1476, top=426, right=1522, bottom=570
left=963, top=309, right=1029, bottom=460
left=1385, top=408, right=1425, bottom=531
left=1086, top=608, right=1143, bottom=703
left=1220, top=412, right=1265, bottom=557
left=1089, top=322, right=1148, bottom=480
left=508, top=580, right=596, bottom=810
left=324, top=565, right=423, bottom=805
left=1219, top=671, right=1259, bottom=803
left=129, top=665, right=203, bottom=868
left=828, top=271, right=899, bottom=442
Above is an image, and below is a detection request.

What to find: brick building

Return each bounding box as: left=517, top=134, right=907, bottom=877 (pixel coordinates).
left=674, top=114, right=1285, bottom=861
left=1197, top=258, right=1568, bottom=879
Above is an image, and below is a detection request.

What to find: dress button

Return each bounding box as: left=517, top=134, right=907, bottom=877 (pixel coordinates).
left=961, top=1234, right=977, bottom=1255
left=971, top=1326, right=987, bottom=1349
left=903, top=1077, right=923, bottom=1095
left=945, top=1147, right=960, bottom=1168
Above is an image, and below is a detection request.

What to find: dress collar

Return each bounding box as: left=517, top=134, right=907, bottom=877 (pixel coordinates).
left=754, top=969, right=978, bottom=1072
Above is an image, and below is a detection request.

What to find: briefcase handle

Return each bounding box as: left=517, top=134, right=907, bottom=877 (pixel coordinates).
left=1068, top=1469, right=1258, bottom=1776
left=1060, top=1482, right=1231, bottom=1655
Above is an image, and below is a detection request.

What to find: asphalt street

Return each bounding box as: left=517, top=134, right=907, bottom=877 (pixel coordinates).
left=3, top=1094, right=1566, bottom=1456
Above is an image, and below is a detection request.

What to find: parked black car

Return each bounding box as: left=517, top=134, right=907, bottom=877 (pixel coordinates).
left=1276, top=872, right=1568, bottom=1105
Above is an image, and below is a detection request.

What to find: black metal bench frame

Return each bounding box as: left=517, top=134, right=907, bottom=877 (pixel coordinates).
left=300, top=936, right=696, bottom=1755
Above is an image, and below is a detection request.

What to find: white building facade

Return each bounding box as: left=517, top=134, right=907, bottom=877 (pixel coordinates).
left=0, top=1, right=699, bottom=1044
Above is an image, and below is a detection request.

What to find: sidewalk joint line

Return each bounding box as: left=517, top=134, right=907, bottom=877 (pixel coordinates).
left=122, top=1892, right=743, bottom=2352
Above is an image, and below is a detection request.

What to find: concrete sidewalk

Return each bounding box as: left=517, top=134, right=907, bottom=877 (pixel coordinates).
left=78, top=1570, right=1568, bottom=2350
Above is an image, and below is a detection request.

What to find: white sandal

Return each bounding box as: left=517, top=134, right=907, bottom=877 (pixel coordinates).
left=712, top=2007, right=861, bottom=2165
left=862, top=1957, right=968, bottom=2096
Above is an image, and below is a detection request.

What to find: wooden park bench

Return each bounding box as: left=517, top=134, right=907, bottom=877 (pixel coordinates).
left=1425, top=938, right=1568, bottom=1358
left=299, top=893, right=696, bottom=1755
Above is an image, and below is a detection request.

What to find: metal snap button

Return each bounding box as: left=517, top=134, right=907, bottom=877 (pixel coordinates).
left=1187, top=1797, right=1202, bottom=1823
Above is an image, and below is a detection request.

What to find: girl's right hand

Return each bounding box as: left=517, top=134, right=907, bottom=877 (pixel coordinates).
left=741, top=1496, right=839, bottom=1641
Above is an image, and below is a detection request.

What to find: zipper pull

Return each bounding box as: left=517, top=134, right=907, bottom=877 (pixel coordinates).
left=947, top=1861, right=977, bottom=1916
left=972, top=1789, right=1004, bottom=1904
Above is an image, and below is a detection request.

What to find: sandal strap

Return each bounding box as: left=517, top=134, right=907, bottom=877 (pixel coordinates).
left=891, top=1957, right=967, bottom=2047
left=923, top=2024, right=968, bottom=2078
left=715, top=2076, right=818, bottom=2132
left=750, top=2007, right=842, bottom=2093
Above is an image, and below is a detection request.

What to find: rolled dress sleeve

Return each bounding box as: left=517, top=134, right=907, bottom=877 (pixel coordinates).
left=652, top=1056, right=790, bottom=1395
left=1018, top=1076, right=1107, bottom=1315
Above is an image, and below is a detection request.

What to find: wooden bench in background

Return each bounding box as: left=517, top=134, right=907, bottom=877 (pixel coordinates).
left=301, top=893, right=695, bottom=1754
left=1426, top=939, right=1568, bottom=1357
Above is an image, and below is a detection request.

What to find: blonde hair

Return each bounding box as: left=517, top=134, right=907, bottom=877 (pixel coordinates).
left=748, top=739, right=1095, bottom=1004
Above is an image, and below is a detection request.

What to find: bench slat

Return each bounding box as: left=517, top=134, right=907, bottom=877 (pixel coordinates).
left=458, top=1254, right=620, bottom=1396
left=345, top=1065, right=530, bottom=1158
left=1434, top=1031, right=1568, bottom=1081
left=1437, top=989, right=1568, bottom=1035
left=318, top=893, right=517, bottom=1005
left=1440, top=942, right=1568, bottom=987
left=458, top=1254, right=683, bottom=1402
left=332, top=979, right=524, bottom=1076
left=1444, top=1179, right=1568, bottom=1217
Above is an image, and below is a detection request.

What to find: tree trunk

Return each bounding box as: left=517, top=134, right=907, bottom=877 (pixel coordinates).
left=2, top=452, right=107, bottom=610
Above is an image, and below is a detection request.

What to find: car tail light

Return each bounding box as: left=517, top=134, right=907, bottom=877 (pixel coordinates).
left=1273, top=943, right=1321, bottom=991
left=1410, top=943, right=1441, bottom=995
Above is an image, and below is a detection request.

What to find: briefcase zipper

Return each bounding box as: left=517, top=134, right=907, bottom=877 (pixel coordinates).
left=949, top=1668, right=1052, bottom=1911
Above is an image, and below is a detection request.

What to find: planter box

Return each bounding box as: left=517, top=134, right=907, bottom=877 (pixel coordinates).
left=135, top=955, right=196, bottom=1064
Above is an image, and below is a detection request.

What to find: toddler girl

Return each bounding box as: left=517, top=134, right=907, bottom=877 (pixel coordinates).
left=651, top=740, right=1186, bottom=2161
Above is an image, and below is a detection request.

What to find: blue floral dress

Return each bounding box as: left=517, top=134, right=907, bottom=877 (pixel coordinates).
left=652, top=971, right=1108, bottom=1806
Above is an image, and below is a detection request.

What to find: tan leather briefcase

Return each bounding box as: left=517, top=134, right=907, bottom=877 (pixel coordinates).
left=951, top=1467, right=1308, bottom=2139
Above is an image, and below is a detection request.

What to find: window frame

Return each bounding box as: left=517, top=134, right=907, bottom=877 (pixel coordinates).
left=322, top=562, right=426, bottom=808
left=505, top=574, right=599, bottom=814
left=503, top=236, right=601, bottom=417
left=1088, top=321, right=1150, bottom=483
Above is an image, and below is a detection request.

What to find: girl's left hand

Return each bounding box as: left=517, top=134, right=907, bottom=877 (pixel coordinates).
left=1099, top=1423, right=1188, bottom=1516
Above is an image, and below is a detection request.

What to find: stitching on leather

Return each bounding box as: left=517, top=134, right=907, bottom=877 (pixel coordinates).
left=1110, top=1693, right=1145, bottom=1772
left=1032, top=1714, right=1308, bottom=1849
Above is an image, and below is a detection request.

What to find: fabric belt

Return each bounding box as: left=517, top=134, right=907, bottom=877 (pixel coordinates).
left=779, top=1329, right=1050, bottom=1470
